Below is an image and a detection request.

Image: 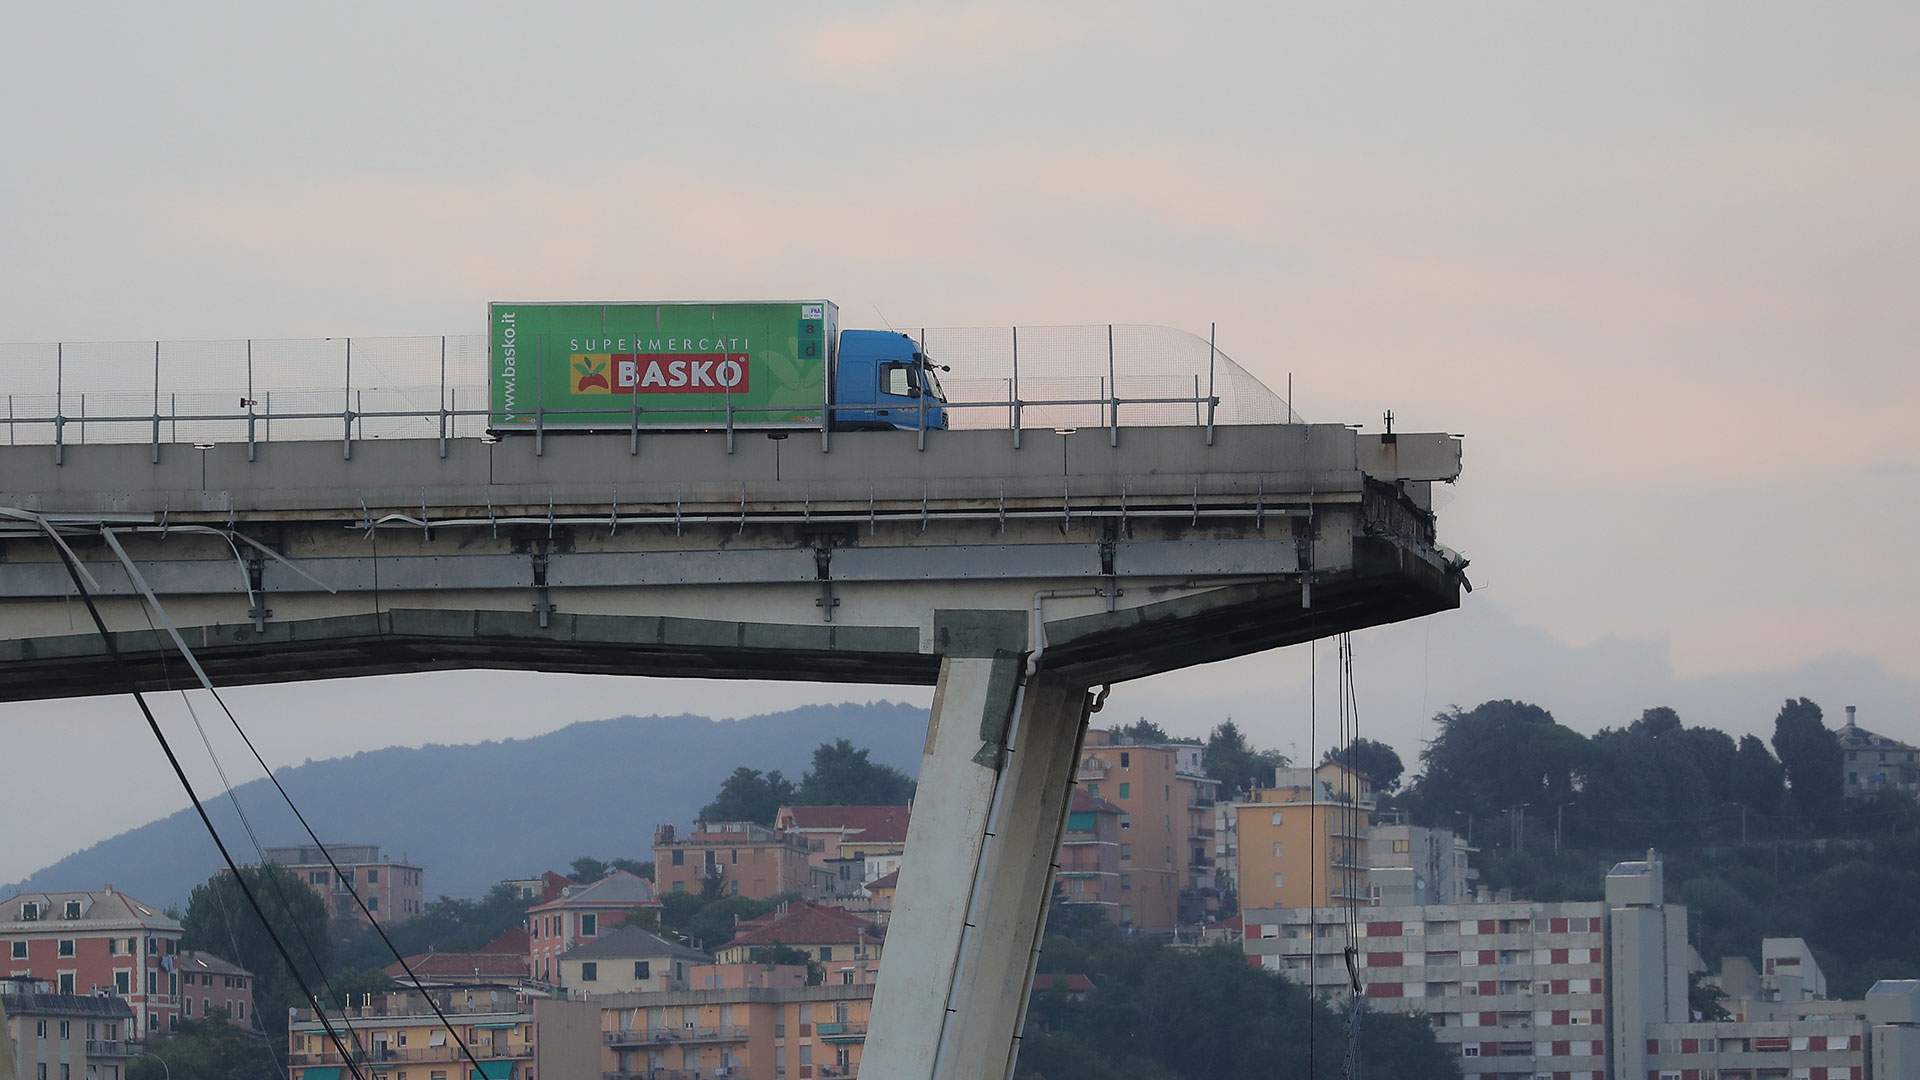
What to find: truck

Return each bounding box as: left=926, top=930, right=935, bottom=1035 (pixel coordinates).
left=488, top=300, right=948, bottom=433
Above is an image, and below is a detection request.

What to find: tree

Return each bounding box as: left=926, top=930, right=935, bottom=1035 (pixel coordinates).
left=1322, top=736, right=1405, bottom=792
left=1401, top=701, right=1588, bottom=840
left=701, top=766, right=798, bottom=824
left=1731, top=734, right=1785, bottom=819
left=128, top=1012, right=280, bottom=1080
left=1203, top=721, right=1289, bottom=798
left=331, top=882, right=533, bottom=974
left=1115, top=719, right=1171, bottom=744
left=751, top=942, right=824, bottom=984
left=570, top=856, right=610, bottom=882
left=610, top=857, right=654, bottom=879
left=796, top=739, right=915, bottom=805
left=180, top=864, right=330, bottom=1042
left=1772, top=698, right=1844, bottom=827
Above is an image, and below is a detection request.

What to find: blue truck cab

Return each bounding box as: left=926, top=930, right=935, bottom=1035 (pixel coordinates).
left=834, top=329, right=949, bottom=431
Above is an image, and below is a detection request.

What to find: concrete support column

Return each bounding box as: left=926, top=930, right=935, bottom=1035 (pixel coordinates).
left=864, top=653, right=1091, bottom=1080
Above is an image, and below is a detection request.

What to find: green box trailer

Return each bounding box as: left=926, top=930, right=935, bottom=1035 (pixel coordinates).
left=489, top=300, right=837, bottom=431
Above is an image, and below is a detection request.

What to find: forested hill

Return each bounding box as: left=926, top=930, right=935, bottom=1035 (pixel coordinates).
left=2, top=702, right=929, bottom=908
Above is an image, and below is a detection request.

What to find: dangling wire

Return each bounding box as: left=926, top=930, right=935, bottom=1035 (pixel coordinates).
left=94, top=526, right=492, bottom=1080
left=1338, top=633, right=1365, bottom=1080
left=48, top=539, right=371, bottom=1080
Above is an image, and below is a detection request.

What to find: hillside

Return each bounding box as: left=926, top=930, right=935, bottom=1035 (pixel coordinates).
left=2, top=701, right=930, bottom=907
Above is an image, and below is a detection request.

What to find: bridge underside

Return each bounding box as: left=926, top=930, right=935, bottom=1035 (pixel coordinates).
left=0, top=535, right=1449, bottom=702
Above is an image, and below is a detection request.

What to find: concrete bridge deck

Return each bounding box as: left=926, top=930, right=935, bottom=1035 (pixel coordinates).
left=0, top=422, right=1465, bottom=1080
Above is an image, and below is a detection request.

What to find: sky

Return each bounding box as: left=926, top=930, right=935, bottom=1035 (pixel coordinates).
left=2, top=2, right=1917, bottom=886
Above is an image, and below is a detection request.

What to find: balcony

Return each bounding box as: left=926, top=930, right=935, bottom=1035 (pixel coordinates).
left=815, top=1021, right=868, bottom=1042
left=604, top=1026, right=749, bottom=1046
left=288, top=1045, right=525, bottom=1067
left=86, top=1040, right=140, bottom=1058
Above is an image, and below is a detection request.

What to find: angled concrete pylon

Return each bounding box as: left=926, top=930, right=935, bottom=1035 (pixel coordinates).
left=863, top=651, right=1093, bottom=1080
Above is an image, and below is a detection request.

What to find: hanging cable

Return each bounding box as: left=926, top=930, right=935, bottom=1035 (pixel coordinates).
left=1306, top=632, right=1317, bottom=1079
left=48, top=539, right=370, bottom=1080
left=95, top=526, right=492, bottom=1080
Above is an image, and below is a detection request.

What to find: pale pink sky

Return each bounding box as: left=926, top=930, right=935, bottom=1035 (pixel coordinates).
left=1, top=2, right=1915, bottom=883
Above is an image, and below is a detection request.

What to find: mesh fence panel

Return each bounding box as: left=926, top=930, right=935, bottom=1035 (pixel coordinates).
left=0, top=326, right=1295, bottom=446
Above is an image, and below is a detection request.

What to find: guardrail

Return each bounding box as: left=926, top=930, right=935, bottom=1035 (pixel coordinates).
left=0, top=325, right=1298, bottom=462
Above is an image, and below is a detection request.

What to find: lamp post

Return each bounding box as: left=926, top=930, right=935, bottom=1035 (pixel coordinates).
left=135, top=1052, right=172, bottom=1080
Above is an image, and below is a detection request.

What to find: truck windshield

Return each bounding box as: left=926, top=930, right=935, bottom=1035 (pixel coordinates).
left=920, top=358, right=947, bottom=402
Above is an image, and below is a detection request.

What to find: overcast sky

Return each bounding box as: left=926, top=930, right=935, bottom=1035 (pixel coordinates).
left=3, top=3, right=1917, bottom=886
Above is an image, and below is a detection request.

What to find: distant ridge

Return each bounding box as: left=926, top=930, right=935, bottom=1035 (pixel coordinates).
left=1, top=702, right=929, bottom=907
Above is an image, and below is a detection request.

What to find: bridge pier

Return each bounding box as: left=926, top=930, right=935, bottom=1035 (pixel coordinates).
left=864, top=653, right=1092, bottom=1080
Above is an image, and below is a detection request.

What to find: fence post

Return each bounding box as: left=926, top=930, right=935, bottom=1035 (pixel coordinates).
left=54, top=343, right=63, bottom=465
left=629, top=389, right=640, bottom=456
left=246, top=340, right=257, bottom=462
left=151, top=341, right=161, bottom=463
left=343, top=337, right=354, bottom=460
left=1206, top=322, right=1217, bottom=447
left=438, top=335, right=449, bottom=459
left=535, top=335, right=545, bottom=457
left=1011, top=327, right=1021, bottom=449
left=1107, top=323, right=1118, bottom=447
left=916, top=328, right=927, bottom=452
left=265, top=390, right=272, bottom=443
left=170, top=393, right=177, bottom=443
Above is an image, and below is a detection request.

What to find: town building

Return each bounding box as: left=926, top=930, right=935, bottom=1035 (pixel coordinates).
left=555, top=927, right=712, bottom=996
left=1367, top=820, right=1479, bottom=906
left=0, top=888, right=185, bottom=1036
left=653, top=823, right=812, bottom=901
left=499, top=872, right=573, bottom=906
left=525, top=871, right=660, bottom=986
left=174, top=950, right=256, bottom=1028
left=261, top=844, right=426, bottom=931
left=1838, top=705, right=1920, bottom=803
left=1077, top=732, right=1220, bottom=930
left=1244, top=852, right=1920, bottom=1080
left=1230, top=763, right=1372, bottom=911
left=687, top=963, right=810, bottom=991
left=1869, top=981, right=1920, bottom=1079
left=286, top=986, right=598, bottom=1080
left=383, top=929, right=532, bottom=989
left=716, top=904, right=885, bottom=986
left=1056, top=791, right=1124, bottom=921
left=600, top=982, right=873, bottom=1080
left=2, top=976, right=140, bottom=1080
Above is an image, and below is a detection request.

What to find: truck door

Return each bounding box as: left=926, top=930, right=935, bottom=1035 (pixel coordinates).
left=876, top=361, right=947, bottom=430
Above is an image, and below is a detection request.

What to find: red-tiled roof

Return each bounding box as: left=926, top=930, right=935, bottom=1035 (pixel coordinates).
left=527, top=871, right=658, bottom=913
left=384, top=952, right=528, bottom=980
left=1031, top=973, right=1094, bottom=993
left=724, top=903, right=883, bottom=950
left=781, top=805, right=912, bottom=836
left=1069, top=791, right=1120, bottom=813
left=482, top=927, right=529, bottom=954
left=867, top=871, right=900, bottom=892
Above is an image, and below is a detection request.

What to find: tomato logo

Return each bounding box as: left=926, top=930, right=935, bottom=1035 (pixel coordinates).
left=573, top=355, right=612, bottom=393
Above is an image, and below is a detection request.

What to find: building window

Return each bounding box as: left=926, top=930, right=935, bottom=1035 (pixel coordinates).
left=672, top=851, right=685, bottom=866
left=581, top=962, right=597, bottom=982
left=1120, top=906, right=1132, bottom=924
left=1120, top=752, right=1130, bottom=768
left=1273, top=873, right=1285, bottom=888
left=1271, top=811, right=1284, bottom=826
left=59, top=974, right=74, bottom=995
left=60, top=1021, right=70, bottom=1039
left=366, top=869, right=379, bottom=884
left=1392, top=839, right=1410, bottom=853
left=1120, top=843, right=1132, bottom=861
left=634, top=961, right=650, bottom=981
left=1121, top=874, right=1132, bottom=892
left=672, top=882, right=686, bottom=893
left=368, top=896, right=379, bottom=911
left=1272, top=842, right=1284, bottom=857
left=819, top=947, right=832, bottom=962
left=184, top=997, right=192, bottom=1017
left=21, top=902, right=39, bottom=921
left=841, top=970, right=854, bottom=985
left=58, top=939, right=75, bottom=957
left=580, top=914, right=597, bottom=936
left=1119, top=783, right=1131, bottom=799
left=116, top=971, right=130, bottom=994
left=1119, top=813, right=1131, bottom=830
left=10, top=941, right=24, bottom=959
left=1087, top=783, right=1099, bottom=797
left=65, top=901, right=82, bottom=919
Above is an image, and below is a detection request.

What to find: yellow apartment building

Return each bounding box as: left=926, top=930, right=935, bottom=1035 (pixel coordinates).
left=286, top=987, right=598, bottom=1080
left=1232, top=763, right=1371, bottom=911
left=601, top=983, right=872, bottom=1079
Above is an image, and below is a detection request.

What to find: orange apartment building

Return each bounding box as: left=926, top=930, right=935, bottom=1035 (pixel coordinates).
left=287, top=987, right=599, bottom=1080
left=1231, top=762, right=1372, bottom=911
left=601, top=982, right=873, bottom=1079
left=1076, top=732, right=1220, bottom=929
left=653, top=822, right=812, bottom=900
left=526, top=871, right=661, bottom=986
left=262, top=844, right=426, bottom=930
left=2, top=888, right=188, bottom=1036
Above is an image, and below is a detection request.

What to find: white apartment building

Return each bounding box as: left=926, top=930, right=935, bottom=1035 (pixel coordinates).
left=1244, top=853, right=1905, bottom=1080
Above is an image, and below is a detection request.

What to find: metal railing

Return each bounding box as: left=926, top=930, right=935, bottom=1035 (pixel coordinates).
left=0, top=325, right=1300, bottom=462
left=604, top=1025, right=750, bottom=1046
